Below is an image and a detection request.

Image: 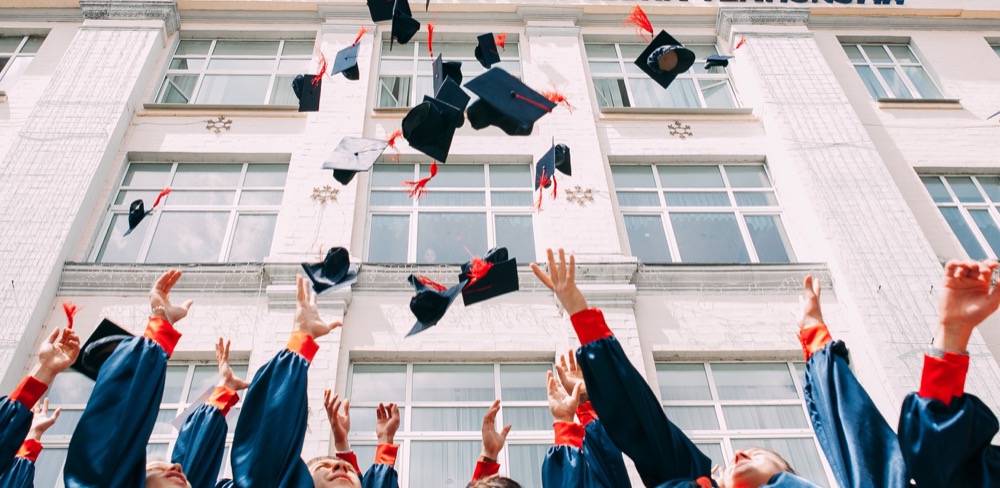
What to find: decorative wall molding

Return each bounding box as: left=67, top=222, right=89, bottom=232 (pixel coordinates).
left=716, top=7, right=810, bottom=41
left=80, top=0, right=180, bottom=35
left=636, top=263, right=831, bottom=295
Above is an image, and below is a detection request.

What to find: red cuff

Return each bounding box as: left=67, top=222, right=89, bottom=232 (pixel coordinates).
left=570, top=309, right=614, bottom=346
left=576, top=401, right=597, bottom=426
left=335, top=450, right=362, bottom=476
left=9, top=376, right=47, bottom=409
left=375, top=443, right=398, bottom=466
left=553, top=421, right=584, bottom=448
left=471, top=459, right=501, bottom=481
left=919, top=352, right=970, bottom=407
left=206, top=386, right=240, bottom=416
left=286, top=331, right=319, bottom=363
left=16, top=439, right=41, bottom=462
left=797, top=324, right=833, bottom=361
left=143, top=317, right=182, bottom=357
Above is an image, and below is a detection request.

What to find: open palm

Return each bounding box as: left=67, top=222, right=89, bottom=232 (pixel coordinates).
left=940, top=260, right=1000, bottom=330
left=150, top=269, right=193, bottom=324
left=295, top=275, right=342, bottom=339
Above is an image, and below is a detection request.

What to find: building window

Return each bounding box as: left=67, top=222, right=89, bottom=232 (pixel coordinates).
left=657, top=362, right=831, bottom=487
left=348, top=363, right=551, bottom=488
left=842, top=43, right=943, bottom=100
left=376, top=39, right=521, bottom=108
left=993, top=44, right=1000, bottom=58
left=367, top=163, right=535, bottom=263
left=585, top=42, right=736, bottom=110
left=920, top=175, right=1000, bottom=260
left=0, top=35, right=44, bottom=91
left=95, top=162, right=287, bottom=264
left=612, top=164, right=793, bottom=264
left=33, top=363, right=248, bottom=488
left=155, top=39, right=315, bottom=105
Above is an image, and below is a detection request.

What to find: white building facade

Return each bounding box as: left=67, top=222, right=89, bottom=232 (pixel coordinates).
left=1, top=0, right=1000, bottom=486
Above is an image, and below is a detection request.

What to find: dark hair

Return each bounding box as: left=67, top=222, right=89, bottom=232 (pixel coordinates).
left=466, top=477, right=522, bottom=488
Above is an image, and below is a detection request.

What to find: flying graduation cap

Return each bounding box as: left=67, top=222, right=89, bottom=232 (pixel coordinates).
left=433, top=53, right=463, bottom=93
left=465, top=68, right=556, bottom=136
left=534, top=142, right=570, bottom=210
left=124, top=188, right=171, bottom=237
left=71, top=318, right=133, bottom=381
left=402, top=75, right=469, bottom=162
left=331, top=27, right=370, bottom=81
left=390, top=0, right=420, bottom=51
left=704, top=54, right=734, bottom=70
left=301, top=247, right=359, bottom=295
left=635, top=30, right=696, bottom=90
left=474, top=33, right=501, bottom=69
left=457, top=247, right=519, bottom=306
left=406, top=275, right=468, bottom=337
left=366, top=0, right=394, bottom=22
left=292, top=74, right=322, bottom=112
left=322, top=137, right=390, bottom=185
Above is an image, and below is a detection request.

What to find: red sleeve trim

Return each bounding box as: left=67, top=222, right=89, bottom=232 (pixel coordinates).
left=206, top=386, right=240, bottom=416
left=10, top=376, right=47, bottom=409
left=797, top=324, right=833, bottom=361
left=471, top=460, right=501, bottom=481
left=142, top=317, right=182, bottom=357
left=16, top=439, right=41, bottom=462
left=919, top=353, right=970, bottom=407
left=375, top=443, right=399, bottom=466
left=286, top=331, right=319, bottom=363
left=576, top=401, right=597, bottom=426
left=570, top=308, right=613, bottom=346
left=553, top=421, right=584, bottom=448
left=335, top=450, right=362, bottom=476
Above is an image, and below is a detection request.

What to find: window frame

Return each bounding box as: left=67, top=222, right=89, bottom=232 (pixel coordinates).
left=921, top=174, right=1000, bottom=260
left=0, top=35, right=44, bottom=90
left=842, top=43, right=944, bottom=101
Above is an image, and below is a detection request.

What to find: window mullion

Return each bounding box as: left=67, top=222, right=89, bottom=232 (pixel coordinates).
left=615, top=44, right=636, bottom=107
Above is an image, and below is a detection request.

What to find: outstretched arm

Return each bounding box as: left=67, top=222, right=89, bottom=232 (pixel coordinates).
left=361, top=402, right=400, bottom=488
left=326, top=390, right=363, bottom=475
left=0, top=398, right=62, bottom=488
left=471, top=399, right=510, bottom=482
left=541, top=371, right=585, bottom=488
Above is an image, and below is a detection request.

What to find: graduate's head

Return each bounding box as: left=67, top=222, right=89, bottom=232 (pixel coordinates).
left=718, top=447, right=795, bottom=488
left=307, top=456, right=362, bottom=488
left=145, top=461, right=191, bottom=488
left=467, top=476, right=522, bottom=488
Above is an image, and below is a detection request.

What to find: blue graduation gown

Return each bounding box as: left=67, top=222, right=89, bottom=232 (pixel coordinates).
left=171, top=387, right=240, bottom=488
left=581, top=413, right=630, bottom=487
left=337, top=445, right=400, bottom=488
left=0, top=440, right=41, bottom=488
left=0, top=378, right=46, bottom=476
left=541, top=404, right=631, bottom=488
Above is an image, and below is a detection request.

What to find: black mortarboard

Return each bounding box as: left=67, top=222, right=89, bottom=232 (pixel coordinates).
left=366, top=0, right=394, bottom=22
left=124, top=188, right=170, bottom=237
left=302, top=247, right=359, bottom=295
left=292, top=75, right=322, bottom=112
left=432, top=54, right=463, bottom=94
left=390, top=3, right=420, bottom=51
left=402, top=98, right=458, bottom=162
left=464, top=68, right=555, bottom=136
left=458, top=247, right=519, bottom=306
left=71, top=318, right=133, bottom=381
left=435, top=78, right=470, bottom=127
left=323, top=137, right=390, bottom=185
left=474, top=33, right=501, bottom=69
left=406, top=275, right=468, bottom=337
left=704, top=54, right=733, bottom=70
left=554, top=143, right=571, bottom=176
left=635, top=30, right=696, bottom=90
left=331, top=43, right=361, bottom=81
left=535, top=145, right=557, bottom=190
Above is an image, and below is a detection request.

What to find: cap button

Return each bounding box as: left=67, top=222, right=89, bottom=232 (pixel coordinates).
left=509, top=90, right=517, bottom=98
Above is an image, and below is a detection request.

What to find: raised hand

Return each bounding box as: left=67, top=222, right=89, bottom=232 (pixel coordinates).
left=27, top=398, right=61, bottom=441
left=798, top=275, right=824, bottom=329
left=480, top=399, right=511, bottom=461
left=375, top=402, right=400, bottom=445
left=215, top=338, right=249, bottom=391
left=150, top=269, right=194, bottom=324
left=32, top=327, right=81, bottom=385
left=530, top=248, right=588, bottom=315
left=324, top=390, right=351, bottom=451
left=555, top=350, right=587, bottom=403
left=547, top=370, right=581, bottom=423
left=295, top=275, right=342, bottom=339
left=936, top=259, right=1000, bottom=353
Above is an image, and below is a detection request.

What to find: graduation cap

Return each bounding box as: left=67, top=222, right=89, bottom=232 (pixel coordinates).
left=124, top=188, right=171, bottom=237
left=465, top=68, right=556, bottom=136
left=433, top=54, right=463, bottom=93
left=331, top=43, right=361, bottom=81
left=71, top=318, right=133, bottom=381
left=301, top=247, right=359, bottom=295
left=535, top=145, right=556, bottom=191
left=435, top=77, right=470, bottom=126
left=406, top=275, right=468, bottom=337
left=292, top=74, right=322, bottom=112
left=634, top=30, right=695, bottom=90
left=554, top=143, right=571, bottom=176
left=402, top=96, right=461, bottom=162
left=390, top=0, right=420, bottom=51
left=704, top=54, right=733, bottom=70
left=457, top=247, right=519, bottom=306
left=474, top=33, right=501, bottom=69
left=323, top=137, right=390, bottom=185
left=366, top=0, right=394, bottom=22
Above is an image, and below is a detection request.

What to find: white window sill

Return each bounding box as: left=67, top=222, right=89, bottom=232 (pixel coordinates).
left=372, top=107, right=411, bottom=118
left=142, top=103, right=301, bottom=113
left=599, top=107, right=755, bottom=120
left=877, top=98, right=963, bottom=109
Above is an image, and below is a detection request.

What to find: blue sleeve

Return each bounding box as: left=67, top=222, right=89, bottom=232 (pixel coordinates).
left=361, top=463, right=399, bottom=488
left=0, top=398, right=33, bottom=475
left=581, top=418, right=630, bottom=488
left=171, top=403, right=229, bottom=488
left=542, top=445, right=584, bottom=488
left=802, top=340, right=907, bottom=488
left=573, top=310, right=711, bottom=487
left=0, top=457, right=35, bottom=488
left=64, top=324, right=177, bottom=488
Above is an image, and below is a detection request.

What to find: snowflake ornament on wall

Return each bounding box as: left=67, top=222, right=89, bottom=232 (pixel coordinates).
left=205, top=115, right=232, bottom=135
left=565, top=185, right=595, bottom=207
left=668, top=120, right=693, bottom=139
left=311, top=185, right=339, bottom=204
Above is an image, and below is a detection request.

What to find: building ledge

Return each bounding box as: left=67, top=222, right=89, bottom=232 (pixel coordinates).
left=599, top=107, right=756, bottom=121
left=877, top=98, right=963, bottom=110
left=636, top=262, right=831, bottom=295
left=141, top=103, right=301, bottom=116
left=371, top=107, right=410, bottom=118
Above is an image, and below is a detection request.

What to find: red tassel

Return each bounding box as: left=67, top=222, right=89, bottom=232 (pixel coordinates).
left=551, top=174, right=558, bottom=200
left=416, top=275, right=447, bottom=292
left=513, top=93, right=553, bottom=113
left=386, top=129, right=403, bottom=161
left=353, top=26, right=370, bottom=46
left=427, top=23, right=435, bottom=57
left=625, top=6, right=654, bottom=42
left=735, top=36, right=747, bottom=50
left=495, top=32, right=507, bottom=51
left=403, top=161, right=438, bottom=199
left=62, top=302, right=78, bottom=329
left=152, top=188, right=171, bottom=208
left=536, top=169, right=551, bottom=211
left=466, top=258, right=494, bottom=286
left=541, top=88, right=573, bottom=113
left=312, top=51, right=327, bottom=86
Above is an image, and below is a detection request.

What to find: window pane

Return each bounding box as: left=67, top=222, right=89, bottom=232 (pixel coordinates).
left=277, top=59, right=311, bottom=73
left=843, top=45, right=865, bottom=63
left=500, top=364, right=549, bottom=401
left=428, top=164, right=484, bottom=187
left=187, top=365, right=219, bottom=402
left=173, top=164, right=242, bottom=188
left=169, top=58, right=204, bottom=70
left=167, top=190, right=236, bottom=206
left=409, top=441, right=478, bottom=487
left=238, top=191, right=284, bottom=206
left=207, top=58, right=276, bottom=71
left=147, top=442, right=171, bottom=460
left=657, top=364, right=712, bottom=401
left=47, top=371, right=94, bottom=404
left=351, top=364, right=406, bottom=402
left=658, top=166, right=725, bottom=188
left=585, top=44, right=618, bottom=58
left=176, top=40, right=211, bottom=55
left=726, top=166, right=770, bottom=188
left=745, top=215, right=793, bottom=263
left=921, top=176, right=952, bottom=202
left=46, top=409, right=83, bottom=436
left=665, top=406, right=720, bottom=430
left=946, top=176, right=985, bottom=202
left=939, top=207, right=988, bottom=259
left=504, top=407, right=550, bottom=431
left=495, top=215, right=535, bottom=263
left=228, top=214, right=276, bottom=261
left=352, top=445, right=377, bottom=476
left=589, top=61, right=624, bottom=75
left=624, top=215, right=671, bottom=263
left=695, top=443, right=725, bottom=472
left=370, top=191, right=410, bottom=206
left=378, top=76, right=411, bottom=108
left=416, top=213, right=486, bottom=263
left=368, top=215, right=409, bottom=262
left=491, top=192, right=533, bottom=207
left=977, top=177, right=1000, bottom=203
left=878, top=67, right=912, bottom=99
left=700, top=80, right=735, bottom=109
left=734, top=192, right=778, bottom=207
left=617, top=191, right=660, bottom=207
left=157, top=75, right=198, bottom=103
left=854, top=65, right=888, bottom=99
left=731, top=438, right=829, bottom=487
left=664, top=192, right=730, bottom=207
left=195, top=75, right=270, bottom=104
left=723, top=405, right=808, bottom=429
left=508, top=445, right=548, bottom=488
left=270, top=75, right=298, bottom=105
left=902, top=66, right=942, bottom=99
left=213, top=40, right=280, bottom=56
left=162, top=366, right=189, bottom=403
left=862, top=45, right=891, bottom=62
left=490, top=165, right=531, bottom=188
left=372, top=164, right=414, bottom=187
left=968, top=210, right=1000, bottom=256
left=418, top=192, right=486, bottom=206
left=712, top=363, right=797, bottom=400
left=888, top=45, right=917, bottom=63
left=411, top=407, right=487, bottom=431
left=630, top=78, right=700, bottom=108
left=98, top=214, right=147, bottom=263
left=244, top=163, right=288, bottom=186
left=994, top=46, right=1000, bottom=58
left=0, top=37, right=23, bottom=53
left=282, top=41, right=315, bottom=56
left=412, top=364, right=493, bottom=401
left=145, top=212, right=229, bottom=263
left=593, top=78, right=629, bottom=108
left=35, top=448, right=67, bottom=488
left=611, top=166, right=656, bottom=188
left=115, top=190, right=161, bottom=205
left=670, top=213, right=750, bottom=263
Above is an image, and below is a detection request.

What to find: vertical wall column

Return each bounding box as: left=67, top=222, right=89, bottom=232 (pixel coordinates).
left=718, top=8, right=1000, bottom=413
left=0, top=1, right=176, bottom=393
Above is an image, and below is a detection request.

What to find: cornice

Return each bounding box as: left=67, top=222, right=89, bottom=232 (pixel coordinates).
left=717, top=7, right=811, bottom=41
left=636, top=263, right=831, bottom=295
left=80, top=0, right=180, bottom=35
